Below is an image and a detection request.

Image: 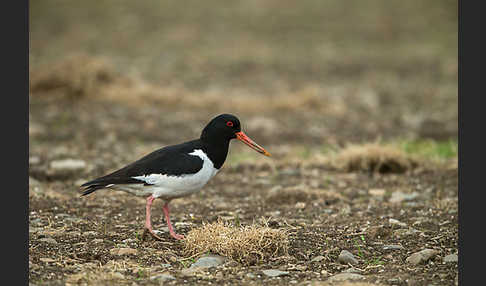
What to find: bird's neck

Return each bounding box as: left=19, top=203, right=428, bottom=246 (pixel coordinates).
left=200, top=139, right=230, bottom=169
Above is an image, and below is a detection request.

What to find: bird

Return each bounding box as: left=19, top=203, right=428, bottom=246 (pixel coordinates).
left=80, top=114, right=271, bottom=240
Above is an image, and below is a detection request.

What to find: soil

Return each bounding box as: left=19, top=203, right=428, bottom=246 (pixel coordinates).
left=29, top=96, right=458, bottom=286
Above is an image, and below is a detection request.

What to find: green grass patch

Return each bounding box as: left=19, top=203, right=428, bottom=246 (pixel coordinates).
left=398, top=139, right=457, bottom=160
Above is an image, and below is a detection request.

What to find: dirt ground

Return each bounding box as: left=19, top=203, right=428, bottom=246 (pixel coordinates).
left=29, top=1, right=457, bottom=285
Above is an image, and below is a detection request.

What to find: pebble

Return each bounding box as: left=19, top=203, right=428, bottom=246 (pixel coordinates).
left=406, top=249, right=438, bottom=265
left=389, top=191, right=420, bottom=203
left=39, top=258, right=56, bottom=263
left=337, top=250, right=359, bottom=265
left=111, top=272, right=125, bottom=279
left=389, top=218, right=407, bottom=228
left=342, top=267, right=362, bottom=274
left=310, top=255, right=325, bottom=263
left=110, top=248, right=138, bottom=256
left=190, top=255, right=226, bottom=269
left=49, top=159, right=86, bottom=171
left=150, top=273, right=176, bottom=281
left=327, top=273, right=365, bottom=282
left=383, top=244, right=405, bottom=251
left=29, top=156, right=41, bottom=165
left=394, top=228, right=420, bottom=237
left=39, top=237, right=58, bottom=244
left=443, top=253, right=458, bottom=263
left=369, top=188, right=386, bottom=196
left=262, top=269, right=290, bottom=277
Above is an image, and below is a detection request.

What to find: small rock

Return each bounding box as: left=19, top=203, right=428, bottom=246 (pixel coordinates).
left=389, top=191, right=419, bottom=203
left=111, top=272, right=125, bottom=279
left=29, top=156, right=41, bottom=165
left=295, top=202, right=306, bottom=209
left=443, top=253, right=458, bottom=263
left=320, top=269, right=329, bottom=276
left=311, top=255, right=325, bottom=263
left=337, top=250, right=359, bottom=265
left=110, top=248, right=137, bottom=256
left=389, top=218, right=407, bottom=228
left=342, top=267, right=362, bottom=274
left=150, top=273, right=176, bottom=281
left=49, top=159, right=86, bottom=171
left=369, top=188, right=386, bottom=196
left=406, top=249, right=438, bottom=265
left=262, top=269, right=290, bottom=277
left=39, top=258, right=56, bottom=263
left=190, top=255, right=226, bottom=269
left=39, top=237, right=58, bottom=244
left=180, top=267, right=204, bottom=277
left=394, top=228, right=420, bottom=237
left=327, top=273, right=365, bottom=282
left=383, top=244, right=405, bottom=251
left=29, top=176, right=40, bottom=186
left=246, top=273, right=256, bottom=279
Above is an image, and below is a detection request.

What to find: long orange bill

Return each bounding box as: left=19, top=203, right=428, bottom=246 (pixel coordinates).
left=235, top=131, right=271, bottom=157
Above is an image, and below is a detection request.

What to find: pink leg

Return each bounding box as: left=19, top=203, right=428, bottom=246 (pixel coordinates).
left=142, top=195, right=162, bottom=241
left=162, top=203, right=184, bottom=240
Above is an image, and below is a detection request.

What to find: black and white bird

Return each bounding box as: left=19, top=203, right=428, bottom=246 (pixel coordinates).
left=80, top=114, right=271, bottom=240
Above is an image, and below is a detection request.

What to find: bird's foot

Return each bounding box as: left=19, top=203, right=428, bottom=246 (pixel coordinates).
left=141, top=228, right=163, bottom=241
left=170, top=232, right=185, bottom=240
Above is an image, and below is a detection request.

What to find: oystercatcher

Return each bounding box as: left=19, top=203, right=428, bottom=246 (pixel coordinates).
left=80, top=114, right=271, bottom=240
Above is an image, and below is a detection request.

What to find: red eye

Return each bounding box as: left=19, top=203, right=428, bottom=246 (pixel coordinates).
left=226, top=121, right=234, bottom=127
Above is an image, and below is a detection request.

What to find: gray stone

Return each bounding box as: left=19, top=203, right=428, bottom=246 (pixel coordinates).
left=389, top=218, right=407, bottom=228
left=394, top=228, right=420, bottom=237
left=337, top=250, right=359, bottom=265
left=262, top=269, right=290, bottom=277
left=327, top=273, right=365, bottom=282
left=39, top=237, right=58, bottom=244
left=342, top=267, right=362, bottom=274
left=310, top=255, right=325, bottom=263
left=390, top=191, right=420, bottom=203
left=190, top=255, right=227, bottom=269
left=49, top=159, right=86, bottom=171
left=383, top=244, right=405, bottom=251
left=443, top=253, right=458, bottom=263
left=150, top=273, right=176, bottom=281
left=406, top=249, right=438, bottom=265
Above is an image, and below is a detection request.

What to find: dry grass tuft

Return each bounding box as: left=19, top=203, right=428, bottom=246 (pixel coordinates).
left=265, top=185, right=345, bottom=205
left=182, top=219, right=289, bottom=265
left=30, top=54, right=117, bottom=97
left=331, top=143, right=418, bottom=174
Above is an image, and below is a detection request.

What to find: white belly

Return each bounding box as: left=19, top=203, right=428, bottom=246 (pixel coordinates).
left=113, top=149, right=219, bottom=200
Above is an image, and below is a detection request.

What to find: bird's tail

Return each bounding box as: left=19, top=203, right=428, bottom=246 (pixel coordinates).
left=80, top=178, right=111, bottom=196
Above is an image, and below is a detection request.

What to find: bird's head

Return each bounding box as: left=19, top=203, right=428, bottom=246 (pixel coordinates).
left=200, top=114, right=271, bottom=156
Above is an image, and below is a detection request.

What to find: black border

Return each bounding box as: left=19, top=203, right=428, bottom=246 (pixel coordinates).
left=3, top=0, right=29, bottom=284
left=458, top=0, right=480, bottom=285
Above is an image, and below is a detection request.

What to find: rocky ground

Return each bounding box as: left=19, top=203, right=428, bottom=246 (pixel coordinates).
left=29, top=1, right=457, bottom=285
left=28, top=95, right=458, bottom=286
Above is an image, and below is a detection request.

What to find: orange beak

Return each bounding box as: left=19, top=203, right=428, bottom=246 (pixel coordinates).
left=235, top=131, right=271, bottom=157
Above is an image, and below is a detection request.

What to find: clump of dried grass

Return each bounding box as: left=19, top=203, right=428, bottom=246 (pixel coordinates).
left=265, top=185, right=345, bottom=205
left=30, top=54, right=117, bottom=97
left=182, top=219, right=289, bottom=265
left=331, top=143, right=418, bottom=174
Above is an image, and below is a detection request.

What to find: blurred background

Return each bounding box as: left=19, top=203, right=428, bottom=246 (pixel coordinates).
left=29, top=0, right=457, bottom=168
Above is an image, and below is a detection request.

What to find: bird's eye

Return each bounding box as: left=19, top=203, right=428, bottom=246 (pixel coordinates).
left=226, top=121, right=234, bottom=127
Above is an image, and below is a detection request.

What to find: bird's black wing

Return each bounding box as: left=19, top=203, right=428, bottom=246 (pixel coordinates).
left=80, top=140, right=204, bottom=196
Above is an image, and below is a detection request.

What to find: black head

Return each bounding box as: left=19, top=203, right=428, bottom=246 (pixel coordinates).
left=200, top=114, right=271, bottom=156
left=200, top=114, right=241, bottom=142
